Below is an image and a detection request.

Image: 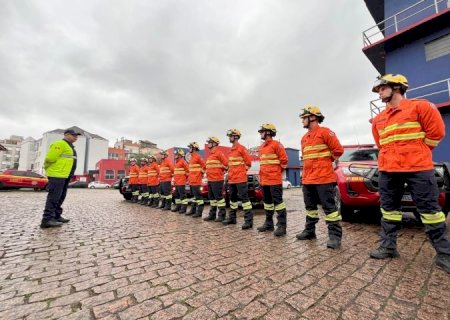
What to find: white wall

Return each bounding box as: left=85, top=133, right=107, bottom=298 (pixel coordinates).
left=18, top=137, right=36, bottom=170
left=87, top=138, right=108, bottom=172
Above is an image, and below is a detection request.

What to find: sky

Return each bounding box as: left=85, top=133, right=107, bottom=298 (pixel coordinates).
left=0, top=0, right=380, bottom=150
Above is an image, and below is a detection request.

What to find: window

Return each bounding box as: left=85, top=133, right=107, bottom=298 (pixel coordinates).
left=425, top=33, right=450, bottom=61
left=117, top=170, right=126, bottom=179
left=105, top=170, right=114, bottom=179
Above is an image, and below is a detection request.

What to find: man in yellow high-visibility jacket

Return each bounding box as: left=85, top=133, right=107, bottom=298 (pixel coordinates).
left=40, top=129, right=81, bottom=228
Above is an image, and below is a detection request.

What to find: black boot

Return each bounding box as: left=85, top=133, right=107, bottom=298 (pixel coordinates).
left=151, top=197, right=160, bottom=208
left=163, top=199, right=172, bottom=211
left=274, top=209, right=287, bottom=237
left=369, top=246, right=400, bottom=259
left=131, top=195, right=138, bottom=203
left=179, top=204, right=187, bottom=214
left=241, top=210, right=253, bottom=229
left=186, top=203, right=197, bottom=215
left=434, top=254, right=450, bottom=274
left=147, top=197, right=154, bottom=207
left=215, top=207, right=226, bottom=222
left=140, top=197, right=148, bottom=205
left=193, top=205, right=204, bottom=218
left=296, top=216, right=318, bottom=240
left=203, top=206, right=217, bottom=221
left=327, top=221, right=342, bottom=249
left=171, top=204, right=181, bottom=212
left=158, top=198, right=166, bottom=209
left=257, top=211, right=274, bottom=232
left=40, top=219, right=63, bottom=228
left=222, top=210, right=237, bottom=225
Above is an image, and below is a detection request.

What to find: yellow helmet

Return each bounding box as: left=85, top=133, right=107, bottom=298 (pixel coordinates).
left=227, top=128, right=241, bottom=138
left=300, top=104, right=325, bottom=123
left=372, top=74, right=409, bottom=93
left=148, top=154, right=157, bottom=161
left=207, top=136, right=220, bottom=144
left=258, top=123, right=277, bottom=136
left=175, top=149, right=185, bottom=157
left=130, top=157, right=137, bottom=162
left=159, top=150, right=168, bottom=157
left=140, top=157, right=148, bottom=162
left=188, top=142, right=200, bottom=150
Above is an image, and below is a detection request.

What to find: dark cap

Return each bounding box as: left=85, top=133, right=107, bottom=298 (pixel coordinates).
left=64, top=129, right=82, bottom=136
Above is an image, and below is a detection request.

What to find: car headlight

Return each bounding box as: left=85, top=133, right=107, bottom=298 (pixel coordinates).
left=341, top=166, right=372, bottom=177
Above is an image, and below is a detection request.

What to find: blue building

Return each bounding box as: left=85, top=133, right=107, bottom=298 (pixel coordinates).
left=285, top=148, right=301, bottom=186
left=363, top=0, right=450, bottom=161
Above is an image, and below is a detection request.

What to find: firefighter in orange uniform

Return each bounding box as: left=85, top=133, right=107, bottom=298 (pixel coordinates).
left=172, top=149, right=190, bottom=213
left=296, top=105, right=344, bottom=249
left=187, top=142, right=206, bottom=217
left=223, top=129, right=254, bottom=229
left=137, top=158, right=149, bottom=204
left=204, top=137, right=229, bottom=222
left=158, top=150, right=174, bottom=210
left=369, top=74, right=450, bottom=273
left=129, top=158, right=140, bottom=202
left=146, top=154, right=160, bottom=207
left=257, top=124, right=289, bottom=236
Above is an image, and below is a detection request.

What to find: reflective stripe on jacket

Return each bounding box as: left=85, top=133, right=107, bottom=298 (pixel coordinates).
left=188, top=152, right=206, bottom=186
left=174, top=158, right=189, bottom=186
left=206, top=148, right=228, bottom=182
left=129, top=164, right=140, bottom=185
left=301, top=126, right=343, bottom=184
left=259, top=140, right=288, bottom=185
left=159, top=158, right=174, bottom=182
left=147, top=163, right=160, bottom=186
left=228, top=142, right=251, bottom=184
left=138, top=165, right=148, bottom=184
left=44, top=139, right=75, bottom=178
left=372, top=99, right=445, bottom=172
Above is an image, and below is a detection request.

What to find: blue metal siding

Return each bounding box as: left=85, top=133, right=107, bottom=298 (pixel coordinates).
left=286, top=148, right=300, bottom=167
left=385, top=26, right=450, bottom=104
left=433, top=111, right=450, bottom=162
left=385, top=0, right=448, bottom=36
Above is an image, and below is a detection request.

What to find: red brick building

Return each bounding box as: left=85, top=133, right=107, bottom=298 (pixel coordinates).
left=95, top=159, right=128, bottom=184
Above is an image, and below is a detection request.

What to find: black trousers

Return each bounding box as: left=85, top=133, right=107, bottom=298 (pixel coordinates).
left=173, top=185, right=187, bottom=204
left=208, top=181, right=225, bottom=208
left=191, top=185, right=204, bottom=205
left=160, top=181, right=172, bottom=199
left=302, top=183, right=337, bottom=214
left=43, top=177, right=70, bottom=221
left=262, top=185, right=284, bottom=208
left=229, top=182, right=252, bottom=211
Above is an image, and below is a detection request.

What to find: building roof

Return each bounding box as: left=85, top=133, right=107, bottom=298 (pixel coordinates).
left=0, top=144, right=7, bottom=151
left=45, top=126, right=107, bottom=140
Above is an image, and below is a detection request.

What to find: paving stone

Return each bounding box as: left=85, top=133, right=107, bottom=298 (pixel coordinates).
left=0, top=190, right=449, bottom=320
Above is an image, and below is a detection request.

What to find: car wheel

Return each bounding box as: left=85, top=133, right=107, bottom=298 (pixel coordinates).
left=335, top=187, right=355, bottom=221
left=287, top=184, right=291, bottom=189
left=89, top=186, right=95, bottom=189
left=106, top=186, right=110, bottom=188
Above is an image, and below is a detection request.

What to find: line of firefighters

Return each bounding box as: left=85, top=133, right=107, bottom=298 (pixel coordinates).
left=126, top=73, right=450, bottom=274
left=128, top=125, right=289, bottom=236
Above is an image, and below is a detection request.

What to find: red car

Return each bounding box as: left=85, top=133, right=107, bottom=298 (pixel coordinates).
left=334, top=145, right=450, bottom=220
left=0, top=170, right=48, bottom=191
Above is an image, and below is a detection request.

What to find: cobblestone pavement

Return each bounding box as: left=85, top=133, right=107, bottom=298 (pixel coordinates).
left=1, top=188, right=449, bottom=320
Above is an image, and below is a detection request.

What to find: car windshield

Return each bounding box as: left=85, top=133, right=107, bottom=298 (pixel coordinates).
left=340, top=148, right=378, bottom=161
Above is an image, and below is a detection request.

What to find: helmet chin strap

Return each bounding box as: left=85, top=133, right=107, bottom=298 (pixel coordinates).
left=303, top=117, right=317, bottom=129
left=381, top=86, right=394, bottom=103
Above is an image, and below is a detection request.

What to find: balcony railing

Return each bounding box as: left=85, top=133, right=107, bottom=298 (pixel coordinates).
left=370, top=78, right=450, bottom=117
left=363, top=0, right=449, bottom=47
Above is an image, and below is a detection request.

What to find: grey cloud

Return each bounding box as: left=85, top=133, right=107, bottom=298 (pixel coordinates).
left=0, top=0, right=379, bottom=150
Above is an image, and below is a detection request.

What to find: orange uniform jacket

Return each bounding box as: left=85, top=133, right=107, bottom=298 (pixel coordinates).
left=228, top=142, right=252, bottom=184
left=301, top=126, right=343, bottom=184
left=206, top=148, right=228, bottom=182
left=129, top=164, right=140, bottom=185
left=372, top=99, right=445, bottom=172
left=138, top=165, right=149, bottom=184
left=174, top=158, right=189, bottom=186
left=188, top=152, right=206, bottom=186
left=259, top=140, right=288, bottom=186
left=147, top=162, right=160, bottom=186
left=159, top=158, right=174, bottom=182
